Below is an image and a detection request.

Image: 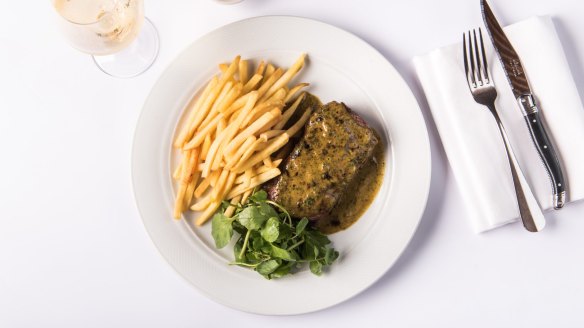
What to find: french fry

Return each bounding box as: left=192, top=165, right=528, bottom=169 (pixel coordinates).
left=255, top=60, right=266, bottom=75
left=239, top=60, right=249, bottom=85
left=265, top=159, right=282, bottom=171
left=243, top=74, right=263, bottom=93
left=284, top=83, right=309, bottom=103
left=209, top=168, right=221, bottom=187
left=217, top=118, right=226, bottom=136
left=257, top=68, right=283, bottom=99
left=265, top=63, right=275, bottom=79
left=221, top=56, right=241, bottom=81
left=200, top=83, right=242, bottom=128
left=181, top=86, right=222, bottom=146
left=257, top=113, right=284, bottom=135
left=266, top=88, right=287, bottom=103
left=241, top=100, right=282, bottom=127
left=225, top=135, right=256, bottom=169
left=230, top=136, right=267, bottom=171
left=218, top=63, right=229, bottom=73
left=211, top=137, right=228, bottom=171
left=224, top=110, right=279, bottom=156
left=228, top=109, right=240, bottom=124
left=194, top=169, right=218, bottom=198
left=224, top=195, right=242, bottom=218
left=191, top=193, right=212, bottom=211
left=273, top=142, right=292, bottom=161
left=222, top=92, right=251, bottom=114
left=218, top=92, right=259, bottom=155
left=258, top=132, right=268, bottom=143
left=242, top=74, right=263, bottom=93
left=242, top=104, right=278, bottom=128
left=275, top=92, right=306, bottom=130
left=173, top=149, right=198, bottom=218
left=233, top=134, right=289, bottom=173
left=208, top=81, right=233, bottom=121
left=174, top=77, right=218, bottom=148
left=212, top=169, right=229, bottom=200
left=172, top=161, right=183, bottom=180
left=173, top=193, right=186, bottom=219
left=173, top=155, right=189, bottom=218
left=226, top=168, right=281, bottom=199
left=241, top=189, right=252, bottom=205
left=182, top=57, right=239, bottom=147
left=184, top=149, right=202, bottom=207
left=235, top=163, right=280, bottom=184
left=261, top=53, right=306, bottom=102
left=228, top=92, right=259, bottom=129
left=244, top=169, right=253, bottom=188
left=255, top=139, right=270, bottom=151
left=259, top=129, right=285, bottom=140
left=285, top=107, right=312, bottom=138
left=201, top=131, right=227, bottom=178
left=263, top=157, right=274, bottom=168
left=219, top=171, right=238, bottom=200
left=183, top=113, right=224, bottom=150
left=184, top=172, right=199, bottom=209
left=201, top=134, right=211, bottom=160
left=195, top=200, right=222, bottom=226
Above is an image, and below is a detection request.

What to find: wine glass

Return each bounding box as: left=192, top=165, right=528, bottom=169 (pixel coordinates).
left=52, top=0, right=159, bottom=78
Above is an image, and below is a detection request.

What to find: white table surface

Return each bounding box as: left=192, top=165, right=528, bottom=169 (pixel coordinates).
left=2, top=0, right=584, bottom=327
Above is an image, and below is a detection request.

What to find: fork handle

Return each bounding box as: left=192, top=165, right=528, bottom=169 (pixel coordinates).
left=489, top=104, right=546, bottom=232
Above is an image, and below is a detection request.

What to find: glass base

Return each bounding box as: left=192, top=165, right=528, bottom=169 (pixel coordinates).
left=92, top=17, right=159, bottom=78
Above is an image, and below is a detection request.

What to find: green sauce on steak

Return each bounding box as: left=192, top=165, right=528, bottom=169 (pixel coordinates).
left=266, top=97, right=379, bottom=223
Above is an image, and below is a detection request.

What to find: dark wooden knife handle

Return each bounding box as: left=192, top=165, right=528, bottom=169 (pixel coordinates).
left=524, top=111, right=566, bottom=208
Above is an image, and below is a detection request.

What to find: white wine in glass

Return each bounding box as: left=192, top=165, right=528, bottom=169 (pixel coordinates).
left=52, top=0, right=159, bottom=78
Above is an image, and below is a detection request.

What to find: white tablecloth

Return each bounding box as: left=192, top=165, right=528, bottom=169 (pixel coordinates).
left=2, top=0, right=584, bottom=327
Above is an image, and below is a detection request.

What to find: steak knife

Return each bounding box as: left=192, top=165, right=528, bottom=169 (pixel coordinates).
left=481, top=0, right=566, bottom=209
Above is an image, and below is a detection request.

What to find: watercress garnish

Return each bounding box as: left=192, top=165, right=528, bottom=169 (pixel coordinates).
left=211, top=190, right=339, bottom=279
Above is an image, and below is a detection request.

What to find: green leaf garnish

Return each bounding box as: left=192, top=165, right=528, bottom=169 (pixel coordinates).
left=210, top=190, right=339, bottom=279
left=257, top=259, right=280, bottom=276
left=270, top=244, right=295, bottom=261
left=211, top=213, right=233, bottom=249
left=309, top=260, right=323, bottom=276
left=261, top=217, right=280, bottom=242
left=296, top=218, right=309, bottom=235
left=238, top=206, right=268, bottom=231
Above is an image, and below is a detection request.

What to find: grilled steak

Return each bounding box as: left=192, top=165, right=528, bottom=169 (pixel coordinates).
left=265, top=100, right=378, bottom=220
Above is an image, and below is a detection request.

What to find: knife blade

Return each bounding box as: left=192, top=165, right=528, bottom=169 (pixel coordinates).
left=481, top=0, right=566, bottom=209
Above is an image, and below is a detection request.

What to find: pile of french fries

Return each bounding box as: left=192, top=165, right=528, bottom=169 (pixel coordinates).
left=172, top=54, right=311, bottom=226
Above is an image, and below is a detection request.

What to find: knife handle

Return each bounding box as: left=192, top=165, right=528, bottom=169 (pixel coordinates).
left=518, top=95, right=566, bottom=209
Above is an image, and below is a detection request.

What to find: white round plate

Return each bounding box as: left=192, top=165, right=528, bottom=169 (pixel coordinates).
left=132, top=16, right=431, bottom=315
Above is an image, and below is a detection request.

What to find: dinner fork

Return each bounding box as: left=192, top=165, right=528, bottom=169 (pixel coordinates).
left=463, top=28, right=545, bottom=232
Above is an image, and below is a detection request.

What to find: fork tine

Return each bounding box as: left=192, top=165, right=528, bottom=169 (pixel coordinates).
left=463, top=33, right=469, bottom=80
left=478, top=28, right=490, bottom=83
left=473, top=29, right=483, bottom=86
left=467, top=31, right=477, bottom=87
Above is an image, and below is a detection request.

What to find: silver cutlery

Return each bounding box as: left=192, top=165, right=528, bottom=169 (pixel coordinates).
left=481, top=0, right=566, bottom=209
left=463, top=29, right=546, bottom=232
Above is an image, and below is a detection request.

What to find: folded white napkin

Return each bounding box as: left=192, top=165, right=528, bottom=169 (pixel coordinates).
left=414, top=16, right=584, bottom=233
